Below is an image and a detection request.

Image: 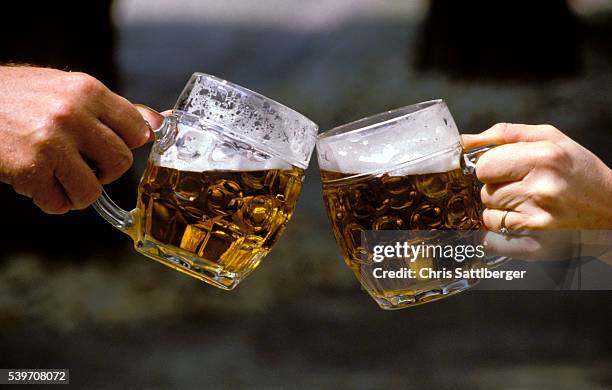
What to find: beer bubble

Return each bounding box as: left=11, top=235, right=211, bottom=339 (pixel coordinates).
left=415, top=174, right=449, bottom=199
left=176, top=129, right=209, bottom=161
left=174, top=174, right=204, bottom=202
left=446, top=195, right=470, bottom=227
left=410, top=203, right=444, bottom=229
left=342, top=222, right=367, bottom=262
left=206, top=179, right=242, bottom=215
left=198, top=223, right=233, bottom=261
left=240, top=171, right=267, bottom=189
left=179, top=224, right=209, bottom=253
left=372, top=215, right=406, bottom=230
left=148, top=165, right=170, bottom=188
left=346, top=184, right=377, bottom=219
left=381, top=175, right=412, bottom=195
left=240, top=196, right=278, bottom=231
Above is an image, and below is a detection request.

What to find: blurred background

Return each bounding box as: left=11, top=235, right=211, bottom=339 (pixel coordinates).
left=1, top=0, right=611, bottom=388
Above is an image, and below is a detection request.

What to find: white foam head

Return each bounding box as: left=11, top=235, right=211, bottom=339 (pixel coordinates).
left=316, top=100, right=461, bottom=177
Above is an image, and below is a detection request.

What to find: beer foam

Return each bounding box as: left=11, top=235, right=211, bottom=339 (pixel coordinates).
left=316, top=101, right=461, bottom=176
left=152, top=122, right=292, bottom=172
left=174, top=73, right=317, bottom=169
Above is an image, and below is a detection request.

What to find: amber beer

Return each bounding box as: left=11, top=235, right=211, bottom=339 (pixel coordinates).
left=321, top=167, right=484, bottom=307
left=93, top=72, right=317, bottom=289
left=134, top=161, right=304, bottom=288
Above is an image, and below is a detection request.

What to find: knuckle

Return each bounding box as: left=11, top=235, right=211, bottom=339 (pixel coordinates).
left=85, top=184, right=103, bottom=202
left=13, top=180, right=34, bottom=197
left=482, top=208, right=495, bottom=229
left=529, top=184, right=561, bottom=207
left=101, top=152, right=133, bottom=182
left=480, top=185, right=494, bottom=206
left=112, top=152, right=134, bottom=173
left=475, top=155, right=494, bottom=181
left=496, top=122, right=520, bottom=142
left=530, top=182, right=567, bottom=208
left=49, top=99, right=80, bottom=125
left=30, top=126, right=57, bottom=148
left=12, top=157, right=47, bottom=193
left=28, top=128, right=69, bottom=162
left=36, top=197, right=71, bottom=215
left=528, top=212, right=555, bottom=230
left=538, top=124, right=561, bottom=137
left=74, top=186, right=102, bottom=209
left=480, top=185, right=488, bottom=202
left=532, top=142, right=566, bottom=166
left=496, top=122, right=511, bottom=135
left=50, top=74, right=103, bottom=123
left=68, top=72, right=104, bottom=96
left=46, top=204, right=71, bottom=214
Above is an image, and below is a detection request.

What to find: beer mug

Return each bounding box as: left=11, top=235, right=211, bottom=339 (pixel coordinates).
left=317, top=99, right=504, bottom=309
left=94, top=73, right=317, bottom=290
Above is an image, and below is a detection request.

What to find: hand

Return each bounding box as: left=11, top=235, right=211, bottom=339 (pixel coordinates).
left=461, top=123, right=612, bottom=231
left=0, top=66, right=164, bottom=214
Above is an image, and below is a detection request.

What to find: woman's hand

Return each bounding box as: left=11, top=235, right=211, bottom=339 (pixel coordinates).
left=462, top=123, right=612, bottom=231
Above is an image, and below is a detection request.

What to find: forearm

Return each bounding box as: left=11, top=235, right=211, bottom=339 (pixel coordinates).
left=592, top=162, right=612, bottom=228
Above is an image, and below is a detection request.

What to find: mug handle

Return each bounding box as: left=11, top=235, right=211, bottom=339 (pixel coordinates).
left=461, top=144, right=497, bottom=175
left=92, top=116, right=172, bottom=238
left=459, top=143, right=511, bottom=268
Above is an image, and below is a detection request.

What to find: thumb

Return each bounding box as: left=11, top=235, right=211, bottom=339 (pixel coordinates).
left=134, top=104, right=168, bottom=142
left=461, top=123, right=564, bottom=149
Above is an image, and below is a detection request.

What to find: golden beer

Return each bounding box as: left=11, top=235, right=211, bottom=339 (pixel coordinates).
left=321, top=168, right=484, bottom=307
left=94, top=72, right=318, bottom=290
left=134, top=161, right=304, bottom=289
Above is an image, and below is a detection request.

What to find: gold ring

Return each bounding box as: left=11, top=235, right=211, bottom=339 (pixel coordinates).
left=500, top=210, right=510, bottom=235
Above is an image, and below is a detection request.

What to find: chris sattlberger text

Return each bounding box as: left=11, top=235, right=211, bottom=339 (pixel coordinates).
left=372, top=267, right=526, bottom=281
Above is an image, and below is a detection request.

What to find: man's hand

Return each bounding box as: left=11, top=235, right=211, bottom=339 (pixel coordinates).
left=0, top=66, right=163, bottom=214
left=462, top=123, right=612, bottom=230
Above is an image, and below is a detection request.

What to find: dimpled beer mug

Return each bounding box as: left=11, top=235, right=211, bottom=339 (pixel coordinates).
left=317, top=99, right=503, bottom=309
left=94, top=73, right=317, bottom=289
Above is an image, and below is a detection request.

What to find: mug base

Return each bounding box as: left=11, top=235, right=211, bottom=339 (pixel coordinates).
left=371, top=278, right=478, bottom=310
left=135, top=239, right=252, bottom=290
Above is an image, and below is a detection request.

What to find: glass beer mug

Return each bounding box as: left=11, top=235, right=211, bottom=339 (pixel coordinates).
left=317, top=99, right=504, bottom=309
left=94, top=73, right=318, bottom=290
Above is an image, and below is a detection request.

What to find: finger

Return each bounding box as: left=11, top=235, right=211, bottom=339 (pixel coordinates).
left=134, top=104, right=166, bottom=142
left=482, top=208, right=525, bottom=232
left=482, top=231, right=541, bottom=260
left=135, top=104, right=166, bottom=128
left=55, top=152, right=102, bottom=209
left=461, top=123, right=564, bottom=149
left=481, top=181, right=527, bottom=209
left=32, top=176, right=71, bottom=214
left=475, top=143, right=535, bottom=183
left=96, top=90, right=151, bottom=148
left=77, top=121, right=134, bottom=184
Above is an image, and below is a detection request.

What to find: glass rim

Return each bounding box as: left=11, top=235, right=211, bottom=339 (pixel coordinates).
left=317, top=99, right=444, bottom=141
